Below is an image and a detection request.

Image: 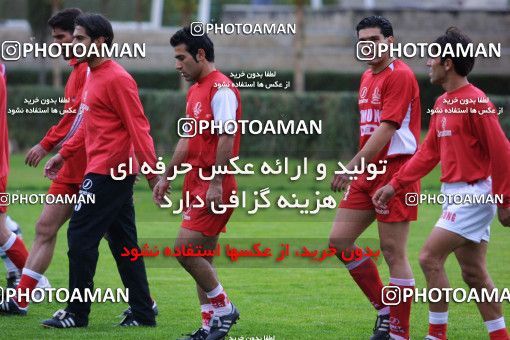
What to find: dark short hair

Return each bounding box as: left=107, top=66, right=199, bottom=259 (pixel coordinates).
left=356, top=15, right=393, bottom=38
left=170, top=27, right=214, bottom=62
left=434, top=27, right=474, bottom=77
left=48, top=8, right=83, bottom=34
left=75, top=13, right=114, bottom=48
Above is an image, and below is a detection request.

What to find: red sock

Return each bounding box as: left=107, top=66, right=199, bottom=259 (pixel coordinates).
left=348, top=258, right=384, bottom=310
left=5, top=236, right=28, bottom=269
left=15, top=274, right=39, bottom=308
left=389, top=279, right=414, bottom=340
left=490, top=328, right=510, bottom=340
left=429, top=323, right=447, bottom=340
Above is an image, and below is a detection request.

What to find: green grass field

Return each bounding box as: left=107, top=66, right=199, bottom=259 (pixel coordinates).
left=2, top=154, right=510, bottom=339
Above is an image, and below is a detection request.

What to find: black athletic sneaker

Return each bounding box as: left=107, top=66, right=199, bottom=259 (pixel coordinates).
left=178, top=327, right=209, bottom=340
left=6, top=270, right=21, bottom=289
left=120, top=300, right=159, bottom=317
left=118, top=312, right=156, bottom=327
left=0, top=298, right=27, bottom=316
left=370, top=314, right=391, bottom=340
left=206, top=304, right=239, bottom=340
left=41, top=309, right=87, bottom=328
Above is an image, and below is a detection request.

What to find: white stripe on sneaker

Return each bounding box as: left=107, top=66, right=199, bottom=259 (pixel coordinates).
left=390, top=333, right=407, bottom=340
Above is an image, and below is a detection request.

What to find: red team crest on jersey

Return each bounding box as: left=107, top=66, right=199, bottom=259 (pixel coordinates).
left=371, top=86, right=381, bottom=105
left=193, top=101, right=202, bottom=118
left=437, top=116, right=452, bottom=137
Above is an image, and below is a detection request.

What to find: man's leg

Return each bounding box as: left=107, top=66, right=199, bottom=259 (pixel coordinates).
left=1, top=216, right=21, bottom=274
left=455, top=241, right=509, bottom=340
left=15, top=203, right=72, bottom=308
left=106, top=196, right=155, bottom=326
left=329, top=209, right=386, bottom=311
left=176, top=235, right=218, bottom=339
left=175, top=228, right=225, bottom=300
left=0, top=213, right=28, bottom=274
left=61, top=175, right=125, bottom=324
left=1, top=216, right=22, bottom=288
left=175, top=227, right=237, bottom=339
left=196, top=239, right=218, bottom=333
left=419, top=227, right=466, bottom=340
left=378, top=221, right=413, bottom=340
left=26, top=203, right=73, bottom=273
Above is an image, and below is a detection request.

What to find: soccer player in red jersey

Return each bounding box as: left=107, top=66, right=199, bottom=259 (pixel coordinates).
left=374, top=28, right=510, bottom=340
left=328, top=16, right=421, bottom=340
left=0, top=8, right=86, bottom=315
left=0, top=63, right=31, bottom=302
left=42, top=13, right=159, bottom=328
left=153, top=27, right=241, bottom=340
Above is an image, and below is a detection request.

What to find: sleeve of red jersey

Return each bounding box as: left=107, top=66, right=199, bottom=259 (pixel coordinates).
left=59, top=118, right=85, bottom=160
left=381, top=70, right=416, bottom=128
left=389, top=115, right=441, bottom=193
left=473, top=103, right=510, bottom=208
left=39, top=65, right=87, bottom=152
left=39, top=113, right=77, bottom=152
left=108, top=74, right=157, bottom=180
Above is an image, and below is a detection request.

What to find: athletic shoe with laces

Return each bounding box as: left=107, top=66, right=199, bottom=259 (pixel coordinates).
left=120, top=300, right=158, bottom=317
left=6, top=270, right=21, bottom=289
left=370, top=314, right=391, bottom=340
left=177, top=327, right=209, bottom=340
left=0, top=297, right=27, bottom=315
left=206, top=304, right=239, bottom=340
left=41, top=309, right=87, bottom=328
left=118, top=312, right=156, bottom=327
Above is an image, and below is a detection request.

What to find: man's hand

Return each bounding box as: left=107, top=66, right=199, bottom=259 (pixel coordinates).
left=152, top=178, right=171, bottom=205
left=206, top=179, right=223, bottom=213
left=331, top=174, right=350, bottom=192
left=25, top=144, right=49, bottom=167
left=498, top=207, right=510, bottom=227
left=44, top=154, right=64, bottom=180
left=372, top=184, right=396, bottom=209
left=147, top=175, right=160, bottom=191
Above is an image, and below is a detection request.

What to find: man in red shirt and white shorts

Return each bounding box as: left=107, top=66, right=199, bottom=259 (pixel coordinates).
left=329, top=16, right=421, bottom=340
left=374, top=28, right=510, bottom=340
left=153, top=27, right=241, bottom=340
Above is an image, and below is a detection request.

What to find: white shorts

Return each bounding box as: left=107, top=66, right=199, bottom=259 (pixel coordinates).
left=435, top=178, right=496, bottom=243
